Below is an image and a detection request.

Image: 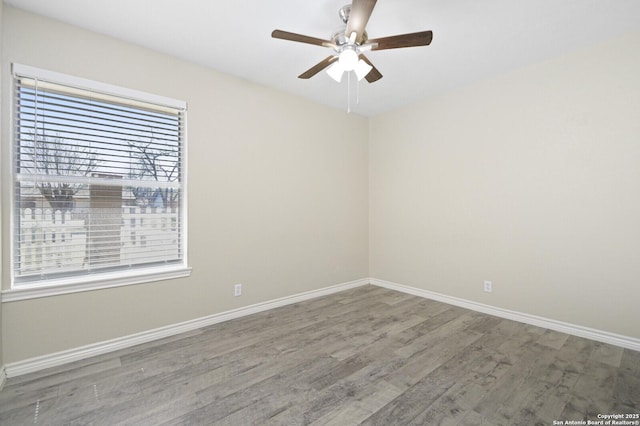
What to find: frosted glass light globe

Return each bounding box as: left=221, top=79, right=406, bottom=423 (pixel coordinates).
left=338, top=48, right=359, bottom=71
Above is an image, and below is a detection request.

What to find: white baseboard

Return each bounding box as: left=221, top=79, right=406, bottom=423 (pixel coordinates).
left=370, top=278, right=640, bottom=352
left=4, top=278, right=369, bottom=378
left=0, top=365, right=6, bottom=390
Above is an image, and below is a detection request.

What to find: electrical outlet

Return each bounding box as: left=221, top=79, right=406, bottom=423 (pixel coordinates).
left=234, top=283, right=242, bottom=297
left=483, top=280, right=492, bottom=293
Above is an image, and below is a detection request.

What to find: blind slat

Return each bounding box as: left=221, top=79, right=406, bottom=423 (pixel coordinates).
left=17, top=92, right=180, bottom=124
left=17, top=99, right=180, bottom=128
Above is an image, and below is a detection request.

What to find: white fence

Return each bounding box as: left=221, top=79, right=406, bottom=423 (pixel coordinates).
left=18, top=209, right=86, bottom=275
left=120, top=206, right=180, bottom=265
left=17, top=207, right=180, bottom=276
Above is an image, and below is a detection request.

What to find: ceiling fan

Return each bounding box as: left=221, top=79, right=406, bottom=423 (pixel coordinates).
left=271, top=0, right=433, bottom=83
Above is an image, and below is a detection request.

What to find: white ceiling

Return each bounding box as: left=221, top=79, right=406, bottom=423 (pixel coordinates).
left=5, top=0, right=640, bottom=116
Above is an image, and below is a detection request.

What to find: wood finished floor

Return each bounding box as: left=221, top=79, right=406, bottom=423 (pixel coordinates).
left=1, top=285, right=638, bottom=425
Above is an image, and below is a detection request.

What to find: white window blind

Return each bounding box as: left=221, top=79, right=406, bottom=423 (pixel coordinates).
left=13, top=65, right=187, bottom=286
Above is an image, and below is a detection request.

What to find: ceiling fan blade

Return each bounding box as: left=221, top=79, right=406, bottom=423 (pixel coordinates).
left=346, top=0, right=377, bottom=44
left=271, top=29, right=334, bottom=48
left=369, top=31, right=433, bottom=50
left=298, top=56, right=339, bottom=79
left=358, top=54, right=383, bottom=83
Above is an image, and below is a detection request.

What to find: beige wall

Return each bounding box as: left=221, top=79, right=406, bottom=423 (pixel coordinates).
left=370, top=31, right=640, bottom=339
left=1, top=7, right=369, bottom=363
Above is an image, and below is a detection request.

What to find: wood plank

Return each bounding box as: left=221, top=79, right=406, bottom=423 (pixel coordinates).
left=591, top=341, right=625, bottom=367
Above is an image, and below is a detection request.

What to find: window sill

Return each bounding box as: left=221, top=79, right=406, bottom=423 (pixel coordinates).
left=1, top=266, right=192, bottom=302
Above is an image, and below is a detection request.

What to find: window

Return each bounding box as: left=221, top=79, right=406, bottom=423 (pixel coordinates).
left=9, top=64, right=189, bottom=299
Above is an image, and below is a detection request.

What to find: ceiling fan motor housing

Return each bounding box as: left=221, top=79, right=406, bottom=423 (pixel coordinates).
left=332, top=27, right=368, bottom=48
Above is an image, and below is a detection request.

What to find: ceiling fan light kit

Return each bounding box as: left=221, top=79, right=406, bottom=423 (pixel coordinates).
left=326, top=45, right=374, bottom=83
left=271, top=0, right=433, bottom=86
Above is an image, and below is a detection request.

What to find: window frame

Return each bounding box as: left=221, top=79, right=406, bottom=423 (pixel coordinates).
left=3, top=64, right=190, bottom=302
